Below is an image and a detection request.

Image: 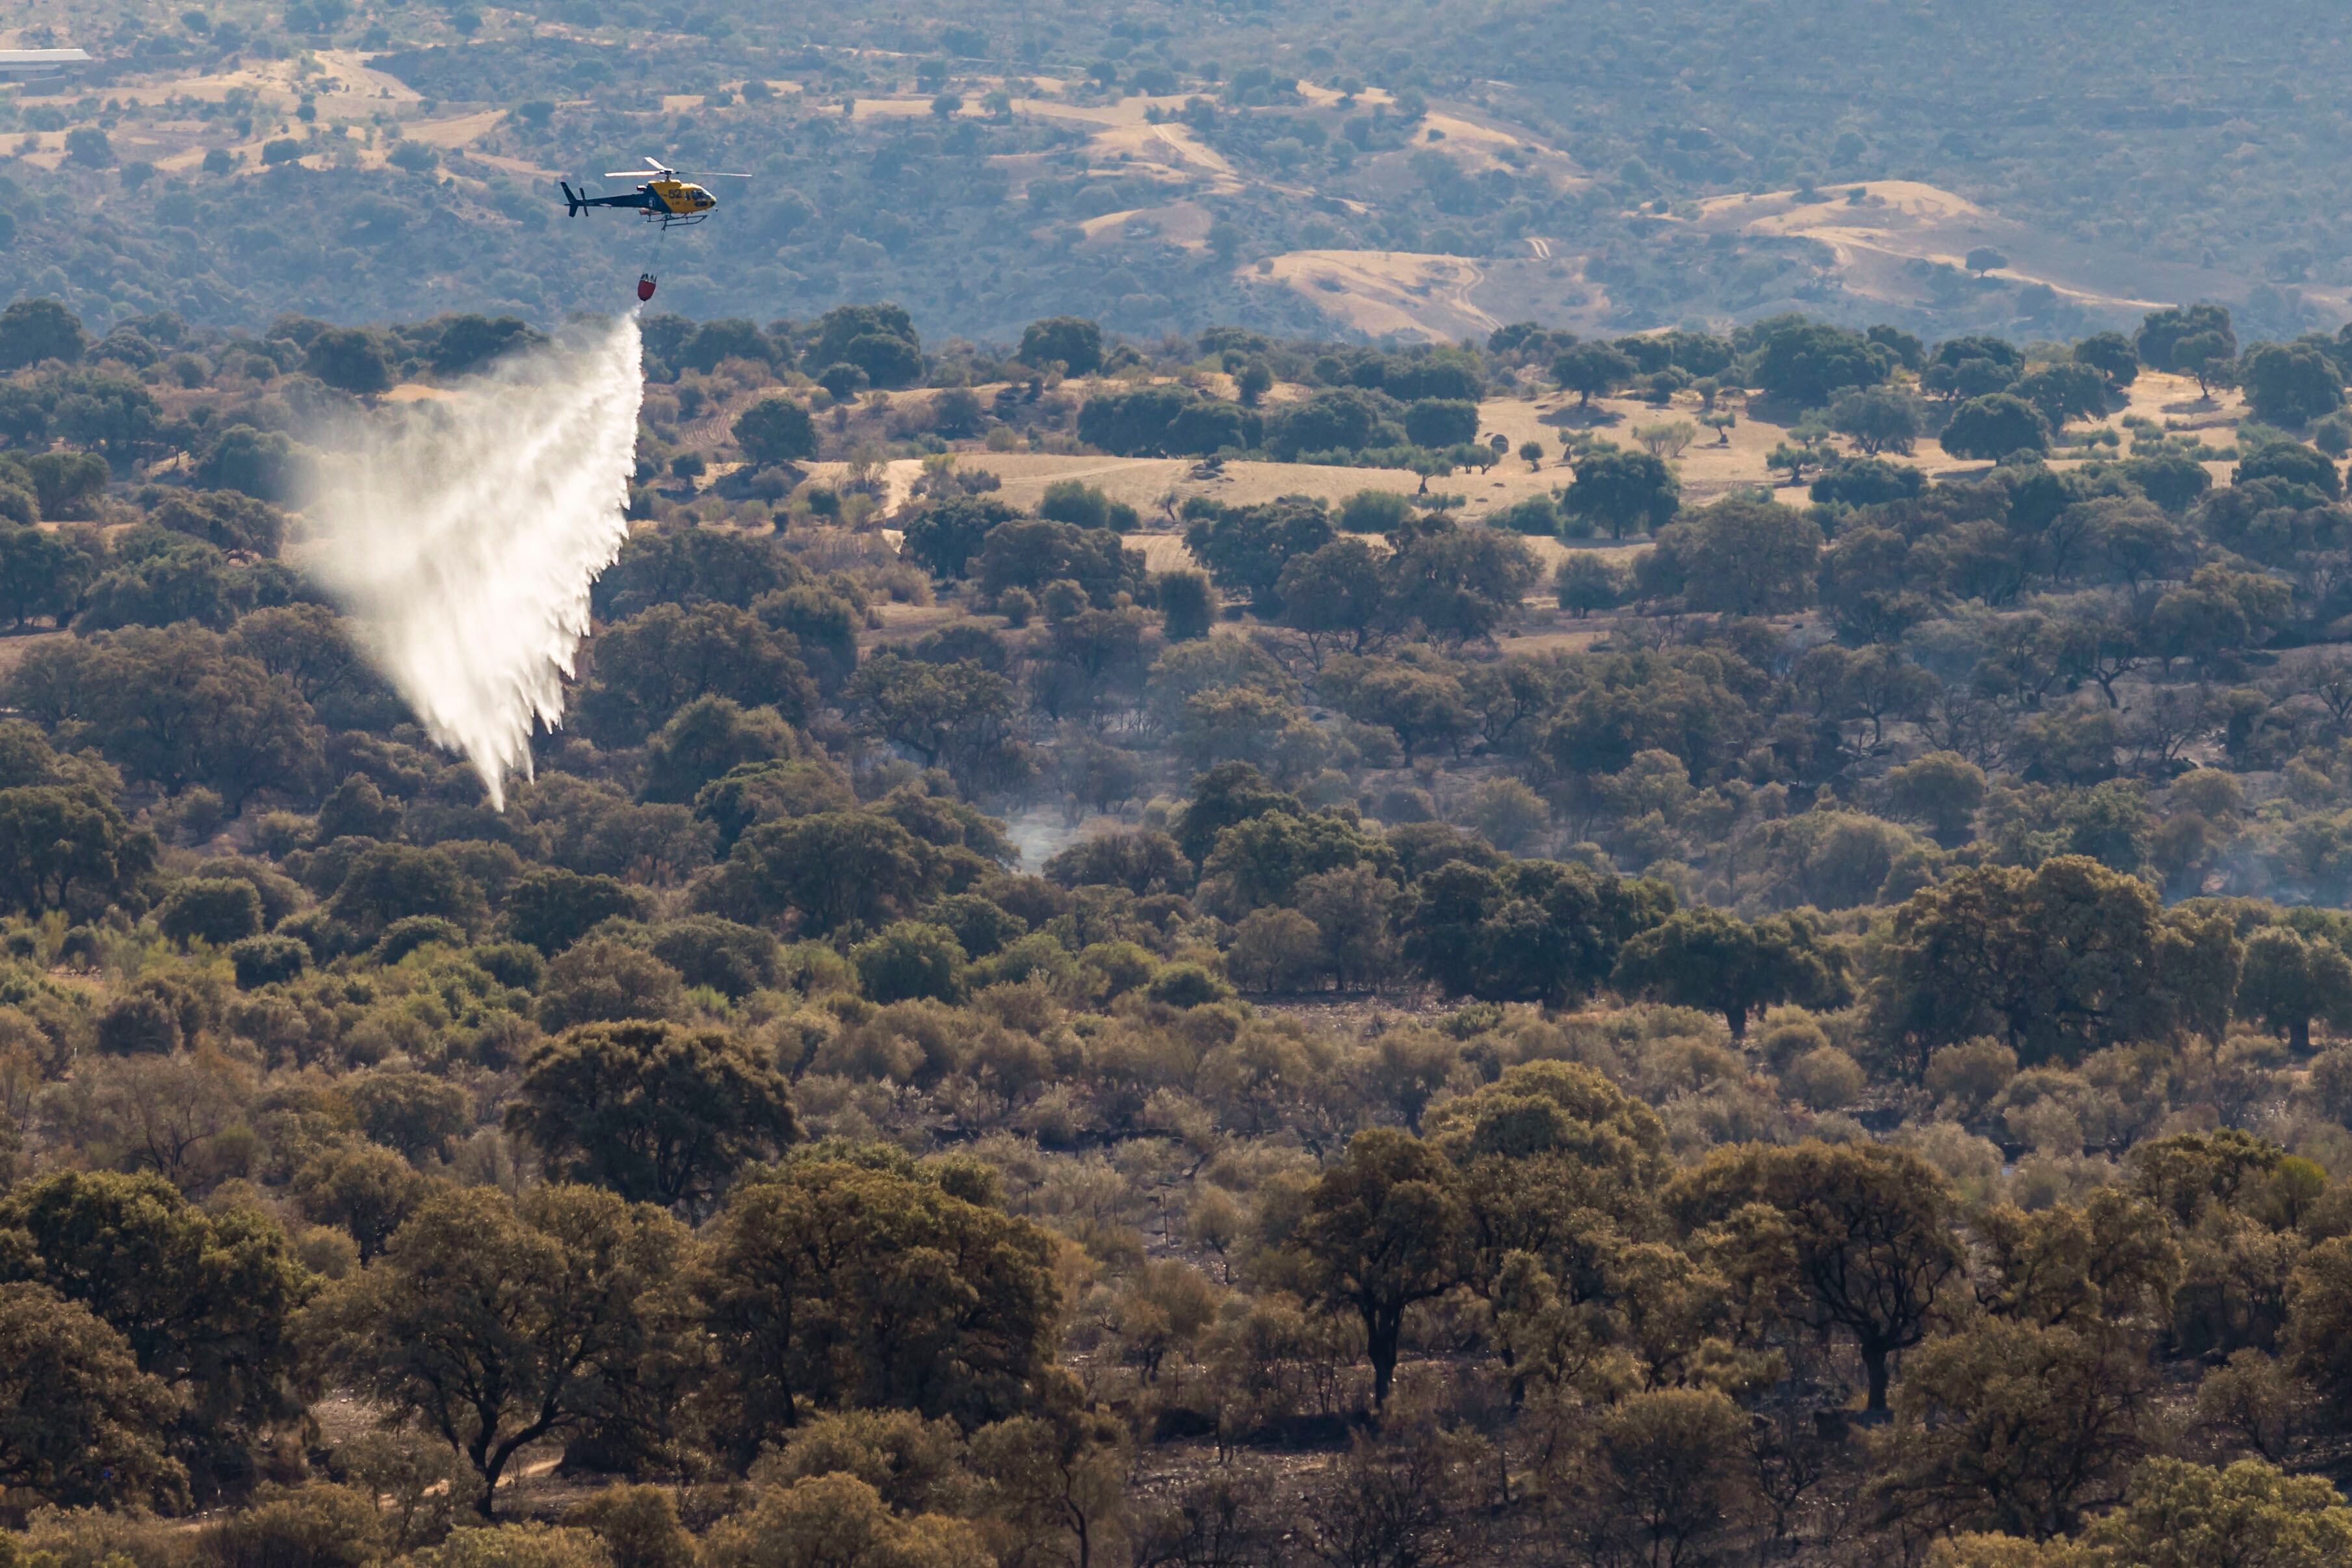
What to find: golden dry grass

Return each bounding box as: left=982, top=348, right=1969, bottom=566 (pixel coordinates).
left=903, top=365, right=2251, bottom=555
left=1693, top=180, right=2178, bottom=316
left=949, top=451, right=1429, bottom=519
left=1246, top=250, right=1502, bottom=343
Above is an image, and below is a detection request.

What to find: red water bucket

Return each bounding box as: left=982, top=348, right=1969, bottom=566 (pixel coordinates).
left=636, top=274, right=657, bottom=302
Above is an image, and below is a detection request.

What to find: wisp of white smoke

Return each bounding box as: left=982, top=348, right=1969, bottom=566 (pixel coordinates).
left=300, top=316, right=644, bottom=810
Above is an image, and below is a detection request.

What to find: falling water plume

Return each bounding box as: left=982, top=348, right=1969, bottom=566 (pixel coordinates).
left=301, top=315, right=643, bottom=809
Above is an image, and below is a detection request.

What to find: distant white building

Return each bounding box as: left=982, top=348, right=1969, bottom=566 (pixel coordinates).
left=0, top=48, right=92, bottom=78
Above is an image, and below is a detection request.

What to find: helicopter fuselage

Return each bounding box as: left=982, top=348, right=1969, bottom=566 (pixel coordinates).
left=560, top=177, right=718, bottom=226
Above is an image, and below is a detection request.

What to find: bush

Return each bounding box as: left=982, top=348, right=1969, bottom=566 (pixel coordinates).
left=157, top=878, right=264, bottom=948
left=1782, top=1046, right=1866, bottom=1111
left=734, top=397, right=818, bottom=467
left=1147, top=962, right=1234, bottom=1008
left=198, top=1483, right=384, bottom=1568
left=470, top=941, right=546, bottom=991
left=1337, top=490, right=1413, bottom=534
left=231, top=934, right=312, bottom=988
left=536, top=938, right=685, bottom=1030
left=1080, top=941, right=1158, bottom=999
left=1402, top=398, right=1479, bottom=449
left=1158, top=569, right=1215, bottom=640
left=647, top=917, right=779, bottom=1000
left=1941, top=393, right=2048, bottom=461
left=410, top=1525, right=613, bottom=1568
left=95, top=990, right=184, bottom=1054
left=852, top=921, right=967, bottom=1003
left=1227, top=908, right=1322, bottom=992
left=1491, top=493, right=1561, bottom=535
left=506, top=869, right=652, bottom=956
left=376, top=915, right=469, bottom=965
left=1038, top=479, right=1139, bottom=532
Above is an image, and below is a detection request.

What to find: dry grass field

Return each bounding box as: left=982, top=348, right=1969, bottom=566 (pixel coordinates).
left=790, top=367, right=2251, bottom=558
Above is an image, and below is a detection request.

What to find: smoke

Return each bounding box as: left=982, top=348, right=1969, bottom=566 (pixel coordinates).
left=300, top=316, right=644, bottom=809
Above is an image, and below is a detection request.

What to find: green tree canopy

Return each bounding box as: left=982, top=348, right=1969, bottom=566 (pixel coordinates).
left=698, top=808, right=943, bottom=935
left=812, top=304, right=921, bottom=386
left=1942, top=393, right=2050, bottom=460
left=2241, top=341, right=2346, bottom=426
left=1294, top=1128, right=1469, bottom=1404
left=1871, top=856, right=2240, bottom=1071
left=1670, top=1140, right=1963, bottom=1410
left=507, top=1021, right=800, bottom=1215
left=313, top=1183, right=689, bottom=1517
left=844, top=654, right=1029, bottom=794
left=694, top=1153, right=1064, bottom=1459
left=1552, top=341, right=1636, bottom=405
left=1018, top=316, right=1104, bottom=375
left=0, top=1170, right=315, bottom=1496
left=0, top=1280, right=185, bottom=1515
left=2236, top=926, right=2352, bottom=1052
left=1749, top=318, right=1890, bottom=406
left=1612, top=906, right=1850, bottom=1039
left=2072, top=331, right=2139, bottom=387
left=1564, top=448, right=1680, bottom=538
left=2072, top=1459, right=2352, bottom=1568
left=504, top=867, right=653, bottom=956
left=902, top=497, right=1021, bottom=581
left=304, top=328, right=394, bottom=395
left=0, top=783, right=157, bottom=917
left=1634, top=495, right=1822, bottom=615
left=1183, top=497, right=1336, bottom=610
left=0, top=297, right=88, bottom=370
left=2136, top=304, right=2236, bottom=374
left=579, top=602, right=816, bottom=747
left=732, top=396, right=819, bottom=467
left=1874, top=1318, right=2150, bottom=1539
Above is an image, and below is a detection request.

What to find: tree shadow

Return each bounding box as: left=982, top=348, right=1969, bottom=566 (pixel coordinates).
left=1539, top=403, right=1623, bottom=430
left=1740, top=394, right=1816, bottom=428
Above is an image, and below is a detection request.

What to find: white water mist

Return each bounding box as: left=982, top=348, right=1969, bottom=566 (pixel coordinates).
left=301, top=317, right=644, bottom=809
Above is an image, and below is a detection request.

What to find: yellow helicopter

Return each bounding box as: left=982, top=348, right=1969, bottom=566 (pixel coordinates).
left=560, top=157, right=748, bottom=300
left=560, top=156, right=744, bottom=228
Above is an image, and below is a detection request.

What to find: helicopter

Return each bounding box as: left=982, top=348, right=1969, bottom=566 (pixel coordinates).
left=559, top=157, right=748, bottom=300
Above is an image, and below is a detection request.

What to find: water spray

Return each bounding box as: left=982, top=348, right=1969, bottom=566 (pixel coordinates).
left=300, top=315, right=645, bottom=809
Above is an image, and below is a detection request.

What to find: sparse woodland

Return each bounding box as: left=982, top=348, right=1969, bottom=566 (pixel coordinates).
left=15, top=0, right=2352, bottom=346
left=22, top=285, right=2352, bottom=1568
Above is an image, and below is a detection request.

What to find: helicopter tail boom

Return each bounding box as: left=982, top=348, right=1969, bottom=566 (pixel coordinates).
left=560, top=181, right=587, bottom=216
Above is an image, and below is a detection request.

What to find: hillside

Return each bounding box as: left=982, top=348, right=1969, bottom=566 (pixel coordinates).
left=10, top=289, right=2352, bottom=1564
left=4, top=0, right=2351, bottom=340
left=19, top=1, right=2352, bottom=1563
